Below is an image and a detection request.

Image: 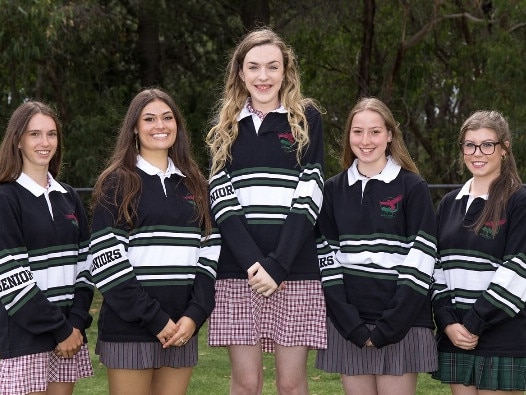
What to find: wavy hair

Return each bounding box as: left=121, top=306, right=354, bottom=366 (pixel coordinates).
left=458, top=110, right=521, bottom=236
left=0, top=101, right=62, bottom=182
left=91, top=88, right=212, bottom=233
left=341, top=97, right=419, bottom=174
left=206, top=28, right=319, bottom=175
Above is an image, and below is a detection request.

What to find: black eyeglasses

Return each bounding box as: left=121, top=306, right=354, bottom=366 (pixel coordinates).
left=459, top=141, right=500, bottom=155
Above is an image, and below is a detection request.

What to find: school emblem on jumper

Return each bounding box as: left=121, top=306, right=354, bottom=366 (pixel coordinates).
left=183, top=193, right=195, bottom=206
left=278, top=132, right=296, bottom=153
left=379, top=194, right=403, bottom=218
left=479, top=218, right=506, bottom=239
left=65, top=212, right=79, bottom=227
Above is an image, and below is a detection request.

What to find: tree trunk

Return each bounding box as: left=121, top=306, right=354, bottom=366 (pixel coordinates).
left=138, top=3, right=162, bottom=87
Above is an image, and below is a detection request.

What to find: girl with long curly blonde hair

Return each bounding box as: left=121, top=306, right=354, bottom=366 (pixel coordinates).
left=206, top=28, right=326, bottom=394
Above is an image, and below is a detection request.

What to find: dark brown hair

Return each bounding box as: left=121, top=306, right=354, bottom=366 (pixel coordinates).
left=91, top=88, right=211, bottom=233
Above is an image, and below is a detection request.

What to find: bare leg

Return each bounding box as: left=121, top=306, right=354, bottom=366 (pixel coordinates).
left=341, top=374, right=377, bottom=395
left=107, top=368, right=153, bottom=395
left=376, top=373, right=417, bottom=395
left=46, top=381, right=75, bottom=395
left=151, top=366, right=193, bottom=395
left=228, top=344, right=263, bottom=395
left=274, top=344, right=309, bottom=395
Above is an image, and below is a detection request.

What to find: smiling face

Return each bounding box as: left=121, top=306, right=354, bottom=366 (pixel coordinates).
left=462, top=127, right=505, bottom=182
left=239, top=43, right=284, bottom=113
left=18, top=113, right=58, bottom=175
left=136, top=99, right=177, bottom=158
left=349, top=109, right=392, bottom=175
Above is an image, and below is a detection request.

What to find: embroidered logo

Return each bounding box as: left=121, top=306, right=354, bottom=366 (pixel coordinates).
left=479, top=218, right=506, bottom=239
left=65, top=212, right=79, bottom=228
left=379, top=194, right=403, bottom=218
left=278, top=132, right=296, bottom=153
left=183, top=193, right=196, bottom=206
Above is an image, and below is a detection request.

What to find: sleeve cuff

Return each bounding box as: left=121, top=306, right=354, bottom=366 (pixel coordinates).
left=53, top=321, right=74, bottom=344
left=259, top=256, right=287, bottom=285
left=184, top=304, right=209, bottom=333
left=462, top=309, right=489, bottom=336
left=347, top=324, right=371, bottom=348
left=145, top=311, right=171, bottom=337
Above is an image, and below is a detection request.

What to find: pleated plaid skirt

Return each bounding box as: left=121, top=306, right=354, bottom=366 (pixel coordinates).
left=432, top=352, right=526, bottom=390
left=96, top=336, right=198, bottom=369
left=316, top=318, right=437, bottom=376
left=208, top=279, right=327, bottom=353
left=0, top=344, right=93, bottom=395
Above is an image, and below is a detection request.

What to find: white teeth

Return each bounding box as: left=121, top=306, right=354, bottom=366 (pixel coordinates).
left=152, top=133, right=168, bottom=139
left=361, top=148, right=374, bottom=153
left=36, top=151, right=50, bottom=155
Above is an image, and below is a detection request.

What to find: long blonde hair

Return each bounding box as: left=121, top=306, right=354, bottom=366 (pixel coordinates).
left=206, top=28, right=318, bottom=175
left=341, top=97, right=419, bottom=174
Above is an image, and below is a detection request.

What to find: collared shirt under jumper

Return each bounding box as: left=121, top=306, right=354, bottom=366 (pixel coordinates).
left=317, top=157, right=437, bottom=349
left=209, top=104, right=324, bottom=284
left=89, top=156, right=221, bottom=343
left=432, top=179, right=526, bottom=357
left=0, top=173, right=93, bottom=359
left=208, top=102, right=327, bottom=353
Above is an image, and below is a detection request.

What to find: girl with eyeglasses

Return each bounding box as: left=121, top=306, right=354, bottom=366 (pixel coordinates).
left=432, top=110, right=526, bottom=394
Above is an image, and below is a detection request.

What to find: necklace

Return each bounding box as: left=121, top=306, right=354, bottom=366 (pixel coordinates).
left=357, top=167, right=369, bottom=178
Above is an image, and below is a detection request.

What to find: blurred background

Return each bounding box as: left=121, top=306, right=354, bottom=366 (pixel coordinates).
left=1, top=0, right=524, bottom=205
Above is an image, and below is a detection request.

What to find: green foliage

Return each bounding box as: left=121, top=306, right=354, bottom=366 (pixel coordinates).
left=2, top=0, right=526, bottom=186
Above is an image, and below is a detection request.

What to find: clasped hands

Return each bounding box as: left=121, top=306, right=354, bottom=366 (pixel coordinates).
left=54, top=327, right=83, bottom=358
left=248, top=262, right=284, bottom=298
left=444, top=323, right=479, bottom=350
left=157, top=315, right=196, bottom=349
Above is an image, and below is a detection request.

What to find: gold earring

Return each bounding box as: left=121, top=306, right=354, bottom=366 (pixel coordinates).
left=135, top=134, right=139, bottom=151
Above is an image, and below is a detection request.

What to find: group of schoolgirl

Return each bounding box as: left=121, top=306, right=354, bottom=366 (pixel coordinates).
left=1, top=27, right=525, bottom=395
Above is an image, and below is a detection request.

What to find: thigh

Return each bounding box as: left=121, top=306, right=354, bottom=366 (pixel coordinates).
left=151, top=366, right=193, bottom=395
left=342, top=374, right=377, bottom=395
left=45, top=381, right=75, bottom=395
left=450, top=384, right=478, bottom=395
left=228, top=344, right=264, bottom=394
left=274, top=345, right=309, bottom=394
left=228, top=344, right=263, bottom=377
left=376, top=373, right=417, bottom=395
left=107, top=368, right=153, bottom=395
left=274, top=344, right=308, bottom=380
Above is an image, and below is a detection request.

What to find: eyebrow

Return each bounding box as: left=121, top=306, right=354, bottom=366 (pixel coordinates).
left=142, top=111, right=173, bottom=116
left=246, top=60, right=281, bottom=65
left=26, top=129, right=57, bottom=133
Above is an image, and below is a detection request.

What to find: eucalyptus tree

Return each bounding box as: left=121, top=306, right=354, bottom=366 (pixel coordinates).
left=286, top=0, right=526, bottom=186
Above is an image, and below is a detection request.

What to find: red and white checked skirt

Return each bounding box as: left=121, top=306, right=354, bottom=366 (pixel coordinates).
left=208, top=279, right=327, bottom=353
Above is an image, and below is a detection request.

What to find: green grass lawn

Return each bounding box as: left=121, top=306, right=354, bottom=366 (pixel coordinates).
left=74, top=292, right=450, bottom=394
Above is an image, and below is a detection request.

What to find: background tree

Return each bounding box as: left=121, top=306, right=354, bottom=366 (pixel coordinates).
left=1, top=0, right=526, bottom=206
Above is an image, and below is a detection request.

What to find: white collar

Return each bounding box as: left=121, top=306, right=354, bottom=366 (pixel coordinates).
left=347, top=156, right=401, bottom=186
left=455, top=178, right=488, bottom=201
left=16, top=172, right=67, bottom=197
left=136, top=155, right=185, bottom=178
left=237, top=98, right=287, bottom=121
